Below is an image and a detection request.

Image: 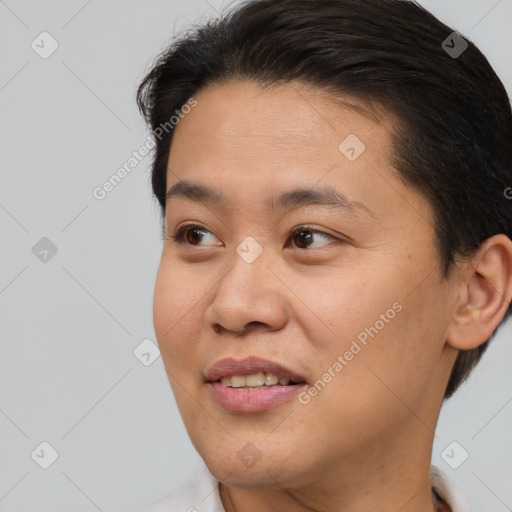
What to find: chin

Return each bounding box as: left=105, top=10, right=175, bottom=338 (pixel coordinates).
left=199, top=443, right=312, bottom=490
left=206, top=460, right=292, bottom=489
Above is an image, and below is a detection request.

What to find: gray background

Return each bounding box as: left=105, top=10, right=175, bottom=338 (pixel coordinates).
left=0, top=0, right=510, bottom=510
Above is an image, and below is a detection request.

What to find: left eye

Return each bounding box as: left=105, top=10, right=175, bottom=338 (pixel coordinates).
left=290, top=225, right=337, bottom=249
left=170, top=224, right=338, bottom=250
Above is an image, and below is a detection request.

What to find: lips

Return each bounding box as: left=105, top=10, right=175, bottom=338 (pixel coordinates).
left=205, top=356, right=308, bottom=384
left=205, top=356, right=308, bottom=412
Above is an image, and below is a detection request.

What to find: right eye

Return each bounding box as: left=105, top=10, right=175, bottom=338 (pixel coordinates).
left=169, top=223, right=222, bottom=247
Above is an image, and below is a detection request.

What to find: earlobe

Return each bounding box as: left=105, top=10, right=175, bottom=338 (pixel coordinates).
left=447, top=234, right=512, bottom=351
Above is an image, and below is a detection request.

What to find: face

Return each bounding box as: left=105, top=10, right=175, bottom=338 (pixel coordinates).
left=153, top=80, right=459, bottom=489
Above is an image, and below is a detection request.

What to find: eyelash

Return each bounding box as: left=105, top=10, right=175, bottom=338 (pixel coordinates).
left=169, top=223, right=340, bottom=249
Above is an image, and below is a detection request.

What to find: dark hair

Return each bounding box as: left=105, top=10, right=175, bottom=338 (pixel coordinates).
left=137, top=0, right=512, bottom=399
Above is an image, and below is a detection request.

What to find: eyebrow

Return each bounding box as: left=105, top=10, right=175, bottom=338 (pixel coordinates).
left=165, top=180, right=374, bottom=217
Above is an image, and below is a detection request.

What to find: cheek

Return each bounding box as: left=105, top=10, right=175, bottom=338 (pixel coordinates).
left=153, top=257, right=206, bottom=369
left=296, top=260, right=447, bottom=401
left=290, top=265, right=402, bottom=356
left=153, top=258, right=209, bottom=425
left=320, top=281, right=448, bottom=423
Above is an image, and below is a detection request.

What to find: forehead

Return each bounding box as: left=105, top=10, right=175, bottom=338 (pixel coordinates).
left=168, top=80, right=395, bottom=185
left=169, top=81, right=432, bottom=214
left=173, top=81, right=390, bottom=157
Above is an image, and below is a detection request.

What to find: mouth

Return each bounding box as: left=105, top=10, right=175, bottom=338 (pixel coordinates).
left=205, top=356, right=308, bottom=386
left=205, top=356, right=308, bottom=412
left=216, top=372, right=306, bottom=389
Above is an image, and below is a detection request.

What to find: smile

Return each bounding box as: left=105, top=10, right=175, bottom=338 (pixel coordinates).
left=205, top=356, right=308, bottom=412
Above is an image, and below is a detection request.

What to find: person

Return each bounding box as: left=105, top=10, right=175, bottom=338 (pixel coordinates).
left=135, top=0, right=512, bottom=510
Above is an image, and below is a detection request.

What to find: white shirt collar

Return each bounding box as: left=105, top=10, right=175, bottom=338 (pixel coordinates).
left=431, top=466, right=474, bottom=512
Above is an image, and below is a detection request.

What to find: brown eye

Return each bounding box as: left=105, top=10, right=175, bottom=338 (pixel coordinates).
left=290, top=226, right=337, bottom=250
left=170, top=223, right=338, bottom=250
left=293, top=229, right=314, bottom=249
left=183, top=227, right=205, bottom=245
left=171, top=224, right=220, bottom=246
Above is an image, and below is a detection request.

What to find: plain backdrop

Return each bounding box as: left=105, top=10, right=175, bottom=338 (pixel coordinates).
left=0, top=1, right=511, bottom=511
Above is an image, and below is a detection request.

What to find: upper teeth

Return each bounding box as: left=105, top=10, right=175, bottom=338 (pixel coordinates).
left=220, top=372, right=291, bottom=388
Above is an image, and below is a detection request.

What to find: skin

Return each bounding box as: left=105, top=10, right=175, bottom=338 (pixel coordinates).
left=152, top=80, right=512, bottom=512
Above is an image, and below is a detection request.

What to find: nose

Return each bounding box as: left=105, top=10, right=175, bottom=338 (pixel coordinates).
left=205, top=249, right=289, bottom=335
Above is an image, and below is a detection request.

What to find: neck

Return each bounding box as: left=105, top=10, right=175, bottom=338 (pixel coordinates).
left=220, top=473, right=446, bottom=512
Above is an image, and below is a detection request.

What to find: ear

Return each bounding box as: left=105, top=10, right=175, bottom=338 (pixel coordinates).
left=447, top=234, right=512, bottom=350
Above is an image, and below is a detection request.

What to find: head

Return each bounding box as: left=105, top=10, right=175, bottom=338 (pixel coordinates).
left=137, top=0, right=512, bottom=491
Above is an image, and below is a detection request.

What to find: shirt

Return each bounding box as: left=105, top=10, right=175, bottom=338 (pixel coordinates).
left=137, top=464, right=474, bottom=512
